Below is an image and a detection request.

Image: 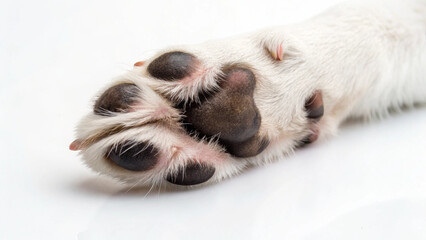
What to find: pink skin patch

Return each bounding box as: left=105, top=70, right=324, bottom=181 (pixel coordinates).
left=172, top=59, right=211, bottom=86
left=179, top=67, right=207, bottom=85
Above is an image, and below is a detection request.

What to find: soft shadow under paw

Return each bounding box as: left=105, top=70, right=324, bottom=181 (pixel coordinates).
left=71, top=177, right=129, bottom=196
left=71, top=176, right=214, bottom=197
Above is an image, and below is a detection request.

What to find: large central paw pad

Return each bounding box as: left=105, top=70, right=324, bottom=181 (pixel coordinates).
left=183, top=66, right=268, bottom=158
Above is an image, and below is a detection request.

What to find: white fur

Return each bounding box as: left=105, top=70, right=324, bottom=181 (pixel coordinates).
left=74, top=0, right=426, bottom=187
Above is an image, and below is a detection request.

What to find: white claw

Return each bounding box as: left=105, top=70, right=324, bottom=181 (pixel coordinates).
left=269, top=43, right=283, bottom=61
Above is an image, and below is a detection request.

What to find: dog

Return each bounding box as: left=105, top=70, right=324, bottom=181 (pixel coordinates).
left=70, top=0, right=426, bottom=187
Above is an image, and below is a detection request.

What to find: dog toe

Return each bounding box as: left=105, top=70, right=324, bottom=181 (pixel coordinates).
left=166, top=162, right=215, bottom=185
left=94, top=83, right=141, bottom=116
left=106, top=141, right=159, bottom=171
left=147, top=51, right=199, bottom=81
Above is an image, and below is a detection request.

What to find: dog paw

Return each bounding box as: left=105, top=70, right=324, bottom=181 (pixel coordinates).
left=71, top=38, right=326, bottom=187
left=71, top=52, right=270, bottom=186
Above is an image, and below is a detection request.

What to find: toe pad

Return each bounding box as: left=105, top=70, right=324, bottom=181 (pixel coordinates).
left=106, top=141, right=159, bottom=171
left=166, top=163, right=215, bottom=186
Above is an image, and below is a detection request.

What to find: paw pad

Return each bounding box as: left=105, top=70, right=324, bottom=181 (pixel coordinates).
left=166, top=163, right=215, bottom=186
left=106, top=141, right=159, bottom=171
left=94, top=83, right=140, bottom=116
left=183, top=65, right=269, bottom=158
left=305, top=90, right=324, bottom=120
left=147, top=51, right=198, bottom=81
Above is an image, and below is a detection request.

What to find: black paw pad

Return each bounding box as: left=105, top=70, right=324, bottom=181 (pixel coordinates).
left=166, top=163, right=215, bottom=186
left=106, top=141, right=158, bottom=171
left=147, top=51, right=198, bottom=81
left=184, top=65, right=269, bottom=158
left=299, top=134, right=318, bottom=146
left=223, top=135, right=269, bottom=158
left=305, top=90, right=324, bottom=120
left=94, top=83, right=140, bottom=116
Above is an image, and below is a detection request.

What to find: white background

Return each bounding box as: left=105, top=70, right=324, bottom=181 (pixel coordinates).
left=1, top=0, right=425, bottom=239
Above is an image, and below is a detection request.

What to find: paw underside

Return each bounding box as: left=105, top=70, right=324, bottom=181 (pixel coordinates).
left=72, top=47, right=324, bottom=187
